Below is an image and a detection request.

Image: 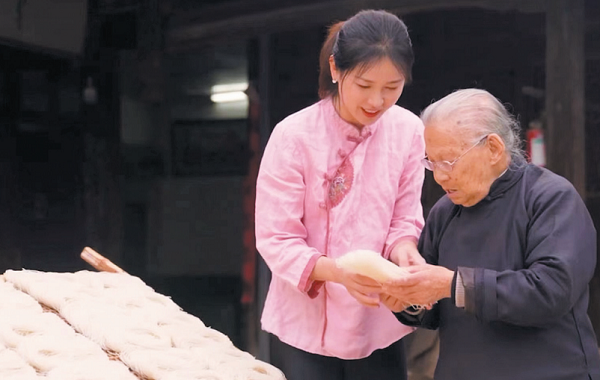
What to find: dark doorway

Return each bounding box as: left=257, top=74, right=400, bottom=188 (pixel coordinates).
left=0, top=45, right=85, bottom=273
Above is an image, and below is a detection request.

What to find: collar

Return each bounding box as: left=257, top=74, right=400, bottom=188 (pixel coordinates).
left=323, top=97, right=379, bottom=142
left=485, top=157, right=526, bottom=201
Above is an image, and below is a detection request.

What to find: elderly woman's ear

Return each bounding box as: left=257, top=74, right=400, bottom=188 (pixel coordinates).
left=486, top=134, right=506, bottom=165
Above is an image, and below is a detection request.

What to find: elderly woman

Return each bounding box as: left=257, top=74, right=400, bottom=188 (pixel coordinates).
left=380, top=88, right=600, bottom=380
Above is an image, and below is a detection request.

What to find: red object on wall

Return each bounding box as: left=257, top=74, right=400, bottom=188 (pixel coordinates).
left=526, top=122, right=546, bottom=167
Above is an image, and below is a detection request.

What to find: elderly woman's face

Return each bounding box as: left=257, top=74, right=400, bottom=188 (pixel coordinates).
left=424, top=124, right=497, bottom=207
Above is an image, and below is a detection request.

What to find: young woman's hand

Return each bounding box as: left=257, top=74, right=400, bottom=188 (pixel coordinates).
left=310, top=256, right=383, bottom=307
left=335, top=270, right=383, bottom=308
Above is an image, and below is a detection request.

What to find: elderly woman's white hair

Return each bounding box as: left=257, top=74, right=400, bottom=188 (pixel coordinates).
left=420, top=88, right=525, bottom=161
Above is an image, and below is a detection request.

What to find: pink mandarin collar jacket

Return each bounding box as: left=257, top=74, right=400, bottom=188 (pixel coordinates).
left=255, top=98, right=425, bottom=359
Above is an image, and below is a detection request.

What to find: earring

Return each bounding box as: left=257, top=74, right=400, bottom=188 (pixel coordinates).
left=332, top=79, right=337, bottom=84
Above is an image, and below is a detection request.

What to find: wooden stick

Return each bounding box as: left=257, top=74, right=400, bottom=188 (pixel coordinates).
left=80, top=247, right=126, bottom=274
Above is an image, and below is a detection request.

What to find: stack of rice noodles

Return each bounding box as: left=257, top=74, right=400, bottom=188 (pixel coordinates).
left=0, top=269, right=285, bottom=380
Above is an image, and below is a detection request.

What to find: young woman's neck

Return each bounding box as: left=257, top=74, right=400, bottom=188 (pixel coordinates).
left=331, top=95, right=364, bottom=131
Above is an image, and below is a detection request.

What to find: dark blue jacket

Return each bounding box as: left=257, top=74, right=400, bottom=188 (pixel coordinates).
left=397, top=162, right=600, bottom=380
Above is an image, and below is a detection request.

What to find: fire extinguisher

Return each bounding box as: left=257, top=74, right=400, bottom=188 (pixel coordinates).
left=526, top=120, right=546, bottom=167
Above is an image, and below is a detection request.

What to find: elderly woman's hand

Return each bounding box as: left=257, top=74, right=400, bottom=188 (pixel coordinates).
left=382, top=264, right=454, bottom=307
left=379, top=293, right=412, bottom=313
left=389, top=240, right=425, bottom=267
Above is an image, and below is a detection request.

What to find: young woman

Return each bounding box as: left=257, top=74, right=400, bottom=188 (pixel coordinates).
left=255, top=9, right=425, bottom=380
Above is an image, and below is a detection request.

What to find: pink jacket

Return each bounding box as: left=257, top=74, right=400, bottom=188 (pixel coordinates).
left=255, top=98, right=425, bottom=359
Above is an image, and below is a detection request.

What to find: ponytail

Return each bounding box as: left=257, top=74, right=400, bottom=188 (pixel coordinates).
left=318, top=21, right=343, bottom=99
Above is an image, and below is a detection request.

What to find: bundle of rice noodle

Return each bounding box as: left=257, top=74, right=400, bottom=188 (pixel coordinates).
left=44, top=360, right=138, bottom=380
left=119, top=347, right=209, bottom=379
left=0, top=282, right=43, bottom=313
left=0, top=312, right=75, bottom=349
left=16, top=334, right=107, bottom=373
left=0, top=347, right=39, bottom=379
left=335, top=249, right=410, bottom=283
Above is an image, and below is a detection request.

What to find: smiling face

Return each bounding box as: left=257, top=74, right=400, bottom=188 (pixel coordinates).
left=330, top=56, right=405, bottom=129
left=424, top=121, right=503, bottom=207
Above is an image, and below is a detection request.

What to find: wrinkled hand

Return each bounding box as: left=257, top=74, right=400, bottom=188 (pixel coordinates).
left=389, top=240, right=425, bottom=267
left=379, top=293, right=411, bottom=313
left=382, top=264, right=454, bottom=307
left=336, top=269, right=383, bottom=308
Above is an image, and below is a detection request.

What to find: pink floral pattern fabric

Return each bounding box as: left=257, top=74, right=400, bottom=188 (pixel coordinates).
left=328, top=158, right=354, bottom=208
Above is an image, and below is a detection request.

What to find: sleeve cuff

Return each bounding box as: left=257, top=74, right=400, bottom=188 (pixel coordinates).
left=307, top=281, right=325, bottom=299
left=298, top=253, right=324, bottom=298
left=457, top=267, right=476, bottom=313
left=404, top=306, right=425, bottom=316
left=454, top=270, right=465, bottom=308
left=394, top=304, right=440, bottom=330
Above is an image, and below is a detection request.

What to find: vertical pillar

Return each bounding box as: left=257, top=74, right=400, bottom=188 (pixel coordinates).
left=256, top=33, right=273, bottom=363
left=81, top=0, right=123, bottom=265
left=545, top=0, right=586, bottom=196
left=546, top=0, right=600, bottom=346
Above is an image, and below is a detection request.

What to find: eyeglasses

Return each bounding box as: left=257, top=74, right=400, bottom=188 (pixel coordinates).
left=421, top=135, right=488, bottom=172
